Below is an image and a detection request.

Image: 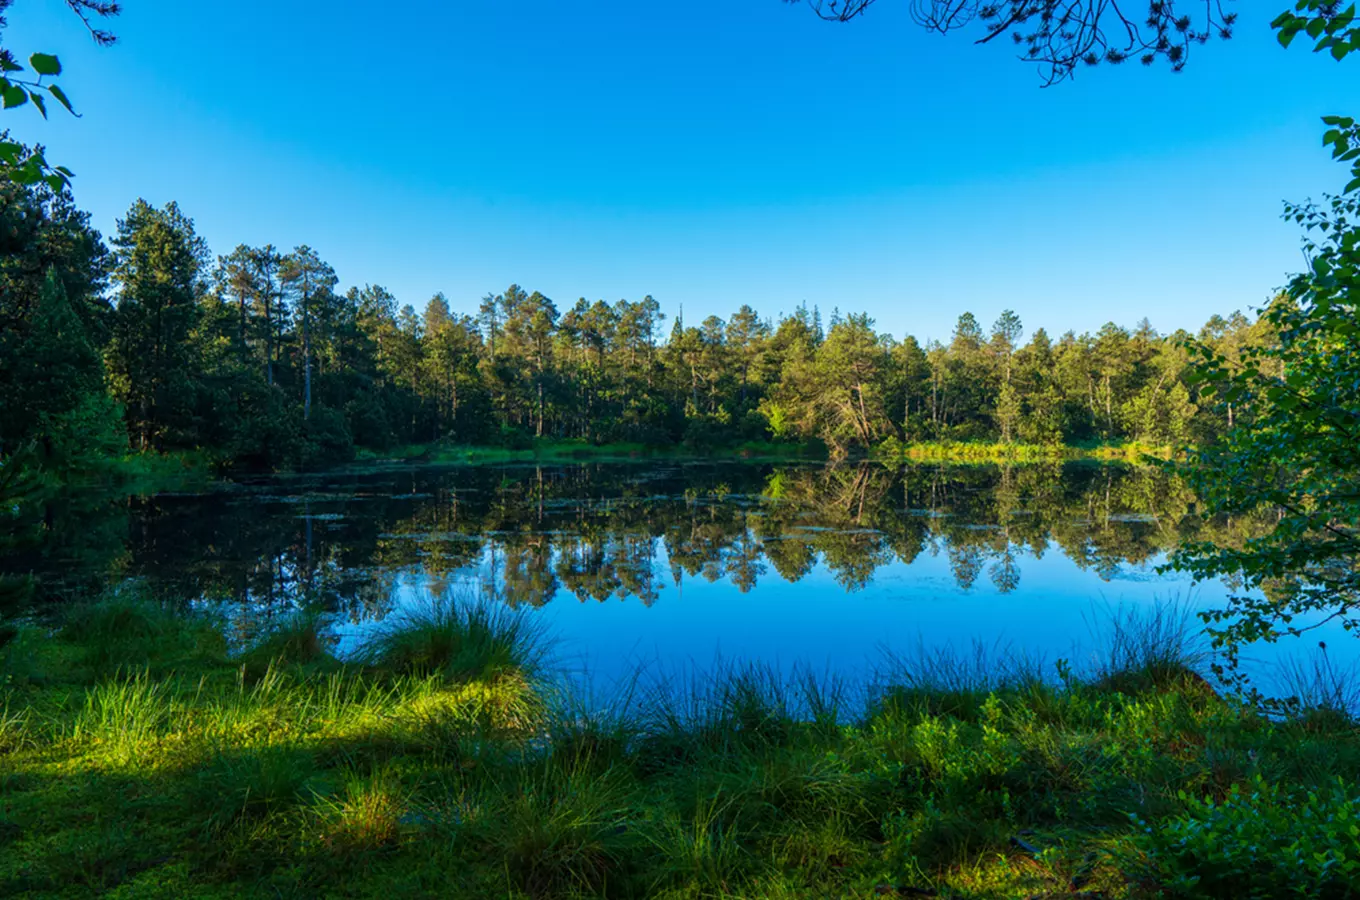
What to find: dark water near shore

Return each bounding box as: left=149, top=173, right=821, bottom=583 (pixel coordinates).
left=14, top=459, right=1332, bottom=688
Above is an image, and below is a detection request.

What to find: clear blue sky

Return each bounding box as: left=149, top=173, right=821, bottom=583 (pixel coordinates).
left=6, top=0, right=1357, bottom=343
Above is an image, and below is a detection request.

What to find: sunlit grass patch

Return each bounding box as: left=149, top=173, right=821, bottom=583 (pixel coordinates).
left=4, top=599, right=1360, bottom=899
left=385, top=672, right=547, bottom=764
left=70, top=670, right=173, bottom=764
left=0, top=696, right=30, bottom=754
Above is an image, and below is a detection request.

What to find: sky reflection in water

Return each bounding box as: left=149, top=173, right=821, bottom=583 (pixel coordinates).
left=16, top=460, right=1345, bottom=692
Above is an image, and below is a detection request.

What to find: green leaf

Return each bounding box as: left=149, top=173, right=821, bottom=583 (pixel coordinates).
left=27, top=53, right=61, bottom=77
left=0, top=57, right=22, bottom=73
left=46, top=84, right=74, bottom=114
left=26, top=91, right=45, bottom=119
left=2, top=85, right=28, bottom=109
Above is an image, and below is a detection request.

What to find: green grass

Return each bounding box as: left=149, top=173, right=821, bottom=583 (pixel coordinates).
left=3, top=596, right=1359, bottom=898
left=362, top=595, right=551, bottom=683
left=879, top=440, right=1176, bottom=464
left=353, top=437, right=822, bottom=467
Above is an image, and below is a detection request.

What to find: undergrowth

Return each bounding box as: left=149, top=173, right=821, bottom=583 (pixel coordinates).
left=1, top=595, right=1356, bottom=898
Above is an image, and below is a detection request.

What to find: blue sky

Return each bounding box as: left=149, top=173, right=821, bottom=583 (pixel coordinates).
left=5, top=0, right=1357, bottom=342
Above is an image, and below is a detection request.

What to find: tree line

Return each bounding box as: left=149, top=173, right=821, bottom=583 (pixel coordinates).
left=0, top=182, right=1277, bottom=471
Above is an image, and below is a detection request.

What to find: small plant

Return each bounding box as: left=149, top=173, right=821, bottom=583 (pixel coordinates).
left=1276, top=645, right=1360, bottom=730
left=314, top=767, right=407, bottom=851
left=0, top=696, right=29, bottom=753
left=483, top=765, right=639, bottom=896
left=1118, top=775, right=1360, bottom=899
left=61, top=588, right=225, bottom=674
left=238, top=611, right=337, bottom=674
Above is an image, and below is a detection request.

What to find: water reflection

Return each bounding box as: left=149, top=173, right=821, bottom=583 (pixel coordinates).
left=7, top=461, right=1264, bottom=633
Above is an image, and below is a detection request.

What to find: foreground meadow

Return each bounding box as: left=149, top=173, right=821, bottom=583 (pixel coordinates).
left=2, top=595, right=1358, bottom=899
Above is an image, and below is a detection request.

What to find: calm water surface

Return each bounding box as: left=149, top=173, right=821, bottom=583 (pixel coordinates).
left=11, top=460, right=1337, bottom=688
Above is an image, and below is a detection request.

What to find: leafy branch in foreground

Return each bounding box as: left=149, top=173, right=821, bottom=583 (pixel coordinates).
left=1174, top=194, right=1360, bottom=681
left=1168, top=0, right=1360, bottom=692
left=0, top=0, right=121, bottom=188
left=785, top=0, right=1237, bottom=84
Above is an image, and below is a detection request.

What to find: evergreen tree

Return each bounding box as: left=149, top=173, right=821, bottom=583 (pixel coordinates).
left=106, top=199, right=208, bottom=450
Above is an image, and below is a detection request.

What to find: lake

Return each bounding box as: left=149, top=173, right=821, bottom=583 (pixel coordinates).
left=7, top=459, right=1338, bottom=692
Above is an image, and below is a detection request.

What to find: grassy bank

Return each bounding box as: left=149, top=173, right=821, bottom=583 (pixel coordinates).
left=2, top=598, right=1357, bottom=899
left=353, top=438, right=1176, bottom=469
left=880, top=441, right=1175, bottom=464
left=354, top=438, right=822, bottom=467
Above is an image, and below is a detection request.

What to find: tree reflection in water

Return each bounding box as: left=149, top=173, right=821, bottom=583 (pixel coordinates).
left=5, top=461, right=1272, bottom=644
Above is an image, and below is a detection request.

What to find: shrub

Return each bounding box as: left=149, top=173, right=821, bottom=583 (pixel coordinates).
left=1119, top=775, right=1360, bottom=899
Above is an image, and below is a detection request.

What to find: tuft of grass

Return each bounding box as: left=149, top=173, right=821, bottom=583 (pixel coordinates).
left=314, top=767, right=408, bottom=851
left=361, top=594, right=550, bottom=684
left=60, top=589, right=225, bottom=675
left=1087, top=600, right=1211, bottom=695
left=649, top=790, right=752, bottom=894
left=1277, top=646, right=1360, bottom=731
left=390, top=672, right=546, bottom=756
left=546, top=671, right=645, bottom=774
left=0, top=696, right=29, bottom=754
left=638, top=662, right=799, bottom=770
left=70, top=670, right=171, bottom=763
left=195, top=745, right=317, bottom=833
left=871, top=639, right=1042, bottom=721
left=481, top=764, right=639, bottom=897
left=238, top=612, right=337, bottom=675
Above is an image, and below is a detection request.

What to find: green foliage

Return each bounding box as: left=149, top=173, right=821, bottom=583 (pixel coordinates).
left=0, top=1, right=121, bottom=190
left=237, top=612, right=337, bottom=674
left=1121, top=775, right=1360, bottom=899
left=3, top=173, right=1269, bottom=474
left=1175, top=203, right=1360, bottom=676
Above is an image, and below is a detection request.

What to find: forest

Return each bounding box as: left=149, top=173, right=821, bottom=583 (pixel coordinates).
left=3, top=0, right=1360, bottom=897
left=0, top=177, right=1276, bottom=473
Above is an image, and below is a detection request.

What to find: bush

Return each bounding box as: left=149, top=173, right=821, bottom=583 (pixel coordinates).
left=1119, top=775, right=1360, bottom=899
